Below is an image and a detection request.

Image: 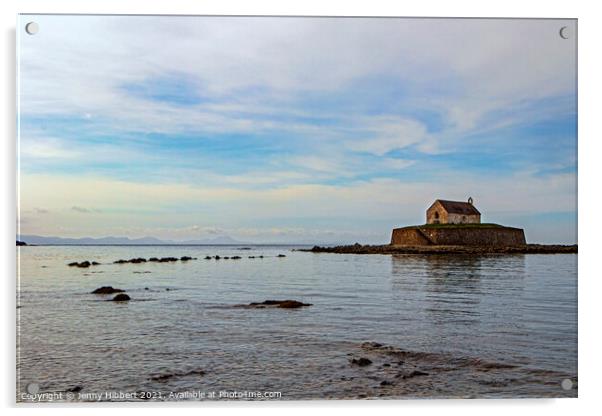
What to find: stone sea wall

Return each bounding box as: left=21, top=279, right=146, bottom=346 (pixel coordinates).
left=390, top=226, right=526, bottom=247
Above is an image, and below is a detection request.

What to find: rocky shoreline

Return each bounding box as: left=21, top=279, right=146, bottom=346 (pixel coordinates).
left=35, top=339, right=576, bottom=401
left=302, top=243, right=578, bottom=255
left=66, top=254, right=287, bottom=267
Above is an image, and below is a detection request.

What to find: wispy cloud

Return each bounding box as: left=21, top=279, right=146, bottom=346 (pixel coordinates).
left=71, top=206, right=101, bottom=214
left=347, top=117, right=430, bottom=156
left=20, top=137, right=82, bottom=160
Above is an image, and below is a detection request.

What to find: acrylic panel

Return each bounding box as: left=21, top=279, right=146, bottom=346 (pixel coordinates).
left=16, top=15, right=577, bottom=402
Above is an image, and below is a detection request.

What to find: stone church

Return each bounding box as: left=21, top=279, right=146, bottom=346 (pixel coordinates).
left=426, top=198, right=481, bottom=225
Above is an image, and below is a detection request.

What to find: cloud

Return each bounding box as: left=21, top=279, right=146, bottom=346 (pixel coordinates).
left=18, top=16, right=576, bottom=143
left=382, top=158, right=415, bottom=170
left=202, top=227, right=222, bottom=235
left=288, top=156, right=343, bottom=173
left=188, top=225, right=223, bottom=235
left=348, top=117, right=429, bottom=156
left=71, top=206, right=89, bottom=213
left=19, top=137, right=82, bottom=160
left=71, top=206, right=101, bottom=214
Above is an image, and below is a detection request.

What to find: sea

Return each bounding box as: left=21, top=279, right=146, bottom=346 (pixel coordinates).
left=16, top=245, right=578, bottom=401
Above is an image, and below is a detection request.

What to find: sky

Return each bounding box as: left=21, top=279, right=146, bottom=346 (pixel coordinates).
left=17, top=16, right=577, bottom=244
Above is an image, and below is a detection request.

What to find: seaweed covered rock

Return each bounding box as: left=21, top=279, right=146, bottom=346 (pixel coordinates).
left=114, top=258, right=147, bottom=264
left=92, top=286, right=125, bottom=294
left=111, top=293, right=131, bottom=302
left=68, top=261, right=97, bottom=268
left=350, top=357, right=373, bottom=367
left=159, top=257, right=178, bottom=262
left=247, top=300, right=312, bottom=309
left=129, top=258, right=147, bottom=263
left=149, top=368, right=205, bottom=382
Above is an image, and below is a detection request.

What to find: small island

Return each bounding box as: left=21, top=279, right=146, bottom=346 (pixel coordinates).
left=306, top=198, right=577, bottom=255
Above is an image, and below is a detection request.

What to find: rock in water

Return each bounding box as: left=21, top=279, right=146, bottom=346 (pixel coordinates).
left=115, top=257, right=149, bottom=264
left=278, top=300, right=310, bottom=308
left=129, top=258, right=147, bottom=263
left=350, top=357, right=373, bottom=367
left=92, top=286, right=125, bottom=294
left=403, top=370, right=429, bottom=378
left=247, top=300, right=312, bottom=309
left=68, top=261, right=95, bottom=268
left=111, top=294, right=131, bottom=302
left=158, top=257, right=178, bottom=262
left=258, top=300, right=281, bottom=305
left=150, top=368, right=205, bottom=382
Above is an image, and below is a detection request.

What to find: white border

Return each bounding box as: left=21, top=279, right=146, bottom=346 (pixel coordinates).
left=2, top=1, right=600, bottom=415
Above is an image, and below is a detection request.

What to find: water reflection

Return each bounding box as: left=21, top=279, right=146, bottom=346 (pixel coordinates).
left=388, top=254, right=527, bottom=338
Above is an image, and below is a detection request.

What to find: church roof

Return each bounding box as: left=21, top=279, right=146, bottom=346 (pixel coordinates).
left=434, top=199, right=481, bottom=215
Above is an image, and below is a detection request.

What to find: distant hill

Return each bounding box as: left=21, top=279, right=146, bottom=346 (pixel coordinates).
left=17, top=234, right=250, bottom=245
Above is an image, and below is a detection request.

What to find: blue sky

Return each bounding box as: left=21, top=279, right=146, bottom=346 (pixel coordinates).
left=18, top=16, right=577, bottom=243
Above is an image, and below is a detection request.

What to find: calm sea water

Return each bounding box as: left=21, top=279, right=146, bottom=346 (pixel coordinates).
left=16, top=246, right=577, bottom=401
